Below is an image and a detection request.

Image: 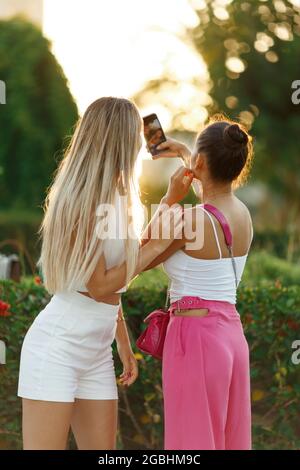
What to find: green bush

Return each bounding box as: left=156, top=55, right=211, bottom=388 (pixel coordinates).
left=0, top=210, right=42, bottom=272
left=1, top=274, right=300, bottom=449
left=252, top=230, right=300, bottom=263
left=243, top=250, right=300, bottom=287
left=0, top=17, right=78, bottom=210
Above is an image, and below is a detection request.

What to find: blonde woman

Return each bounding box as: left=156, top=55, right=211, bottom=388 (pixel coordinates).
left=17, top=97, right=190, bottom=450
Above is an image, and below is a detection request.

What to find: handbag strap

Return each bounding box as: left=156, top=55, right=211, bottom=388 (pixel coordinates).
left=202, top=203, right=238, bottom=289
left=203, top=204, right=232, bottom=246
left=164, top=280, right=170, bottom=310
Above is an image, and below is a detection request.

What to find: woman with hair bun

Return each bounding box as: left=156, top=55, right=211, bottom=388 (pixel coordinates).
left=146, top=114, right=254, bottom=450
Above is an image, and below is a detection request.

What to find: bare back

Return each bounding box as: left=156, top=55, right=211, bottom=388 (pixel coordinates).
left=183, top=195, right=253, bottom=260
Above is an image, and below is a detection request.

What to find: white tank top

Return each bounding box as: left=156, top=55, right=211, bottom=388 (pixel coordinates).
left=76, top=189, right=126, bottom=294
left=163, top=205, right=251, bottom=305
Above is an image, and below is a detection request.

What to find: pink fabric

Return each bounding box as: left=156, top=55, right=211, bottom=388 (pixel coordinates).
left=202, top=203, right=233, bottom=246
left=162, top=296, right=252, bottom=450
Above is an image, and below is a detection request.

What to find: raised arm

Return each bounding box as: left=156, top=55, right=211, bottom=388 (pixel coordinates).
left=152, top=137, right=192, bottom=166
left=142, top=165, right=194, bottom=270
left=152, top=137, right=202, bottom=198
left=86, top=205, right=184, bottom=301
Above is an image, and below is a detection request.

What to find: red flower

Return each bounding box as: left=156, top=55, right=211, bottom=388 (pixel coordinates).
left=0, top=300, right=10, bottom=311
left=34, top=276, right=42, bottom=285
left=244, top=313, right=254, bottom=325
left=0, top=310, right=10, bottom=317
left=0, top=300, right=11, bottom=317
left=278, top=330, right=287, bottom=337
left=287, top=319, right=299, bottom=331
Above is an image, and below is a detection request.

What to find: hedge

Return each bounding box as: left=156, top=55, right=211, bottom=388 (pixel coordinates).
left=242, top=250, right=300, bottom=287
left=1, top=274, right=300, bottom=449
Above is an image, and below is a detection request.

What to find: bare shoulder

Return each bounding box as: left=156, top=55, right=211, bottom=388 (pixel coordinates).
left=182, top=205, right=205, bottom=230
left=182, top=205, right=213, bottom=246
left=233, top=197, right=254, bottom=249
left=237, top=197, right=252, bottom=218
left=234, top=197, right=253, bottom=229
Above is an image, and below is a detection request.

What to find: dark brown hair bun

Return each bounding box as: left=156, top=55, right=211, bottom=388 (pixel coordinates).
left=195, top=114, right=253, bottom=187
left=223, top=124, right=248, bottom=149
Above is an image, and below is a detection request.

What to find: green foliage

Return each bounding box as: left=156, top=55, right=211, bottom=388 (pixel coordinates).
left=191, top=0, right=300, bottom=206
left=1, top=270, right=300, bottom=449
left=0, top=210, right=42, bottom=272
left=252, top=228, right=300, bottom=262
left=0, top=17, right=78, bottom=210
left=0, top=279, right=49, bottom=449
left=243, top=250, right=300, bottom=286
left=237, top=284, right=300, bottom=449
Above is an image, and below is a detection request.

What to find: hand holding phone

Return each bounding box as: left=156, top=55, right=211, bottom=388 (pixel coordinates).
left=142, top=113, right=167, bottom=156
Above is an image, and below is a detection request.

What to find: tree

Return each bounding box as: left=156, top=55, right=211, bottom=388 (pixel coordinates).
left=191, top=0, right=300, bottom=216
left=134, top=0, right=300, bottom=223
left=0, top=17, right=78, bottom=210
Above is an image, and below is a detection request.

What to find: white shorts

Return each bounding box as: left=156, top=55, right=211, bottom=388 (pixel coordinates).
left=17, top=290, right=119, bottom=402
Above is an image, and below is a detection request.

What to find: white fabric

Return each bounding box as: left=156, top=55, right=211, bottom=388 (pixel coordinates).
left=163, top=205, right=249, bottom=305
left=18, top=291, right=119, bottom=402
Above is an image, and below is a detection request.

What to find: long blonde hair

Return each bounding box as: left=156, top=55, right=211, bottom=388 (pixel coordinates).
left=37, top=97, right=143, bottom=294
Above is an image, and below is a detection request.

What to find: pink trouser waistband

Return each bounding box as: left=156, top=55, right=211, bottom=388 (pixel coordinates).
left=169, top=296, right=239, bottom=317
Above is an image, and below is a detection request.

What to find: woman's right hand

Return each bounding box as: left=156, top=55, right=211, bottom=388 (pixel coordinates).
left=152, top=137, right=191, bottom=166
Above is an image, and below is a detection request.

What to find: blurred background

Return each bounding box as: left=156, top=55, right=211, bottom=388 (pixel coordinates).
left=1, top=0, right=300, bottom=450
left=1, top=0, right=300, bottom=265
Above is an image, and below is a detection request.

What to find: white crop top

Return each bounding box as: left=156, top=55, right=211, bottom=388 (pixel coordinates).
left=76, top=189, right=126, bottom=294
left=163, top=205, right=251, bottom=305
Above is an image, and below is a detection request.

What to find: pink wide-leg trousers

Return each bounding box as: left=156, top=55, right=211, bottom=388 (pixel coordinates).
left=162, top=297, right=252, bottom=450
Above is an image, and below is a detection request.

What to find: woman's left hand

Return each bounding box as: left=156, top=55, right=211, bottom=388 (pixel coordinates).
left=117, top=345, right=139, bottom=387
left=162, top=165, right=194, bottom=206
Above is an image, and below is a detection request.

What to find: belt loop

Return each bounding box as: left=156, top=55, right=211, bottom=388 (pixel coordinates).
left=177, top=299, right=181, bottom=312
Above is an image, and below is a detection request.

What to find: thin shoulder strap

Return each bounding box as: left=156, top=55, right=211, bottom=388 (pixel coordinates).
left=202, top=203, right=238, bottom=288
left=203, top=203, right=233, bottom=246
left=197, top=205, right=222, bottom=259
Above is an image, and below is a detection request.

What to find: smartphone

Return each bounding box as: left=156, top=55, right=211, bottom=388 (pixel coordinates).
left=142, top=113, right=167, bottom=156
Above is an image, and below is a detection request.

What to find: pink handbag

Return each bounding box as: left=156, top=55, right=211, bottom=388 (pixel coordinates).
left=135, top=302, right=170, bottom=360
left=135, top=203, right=238, bottom=360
